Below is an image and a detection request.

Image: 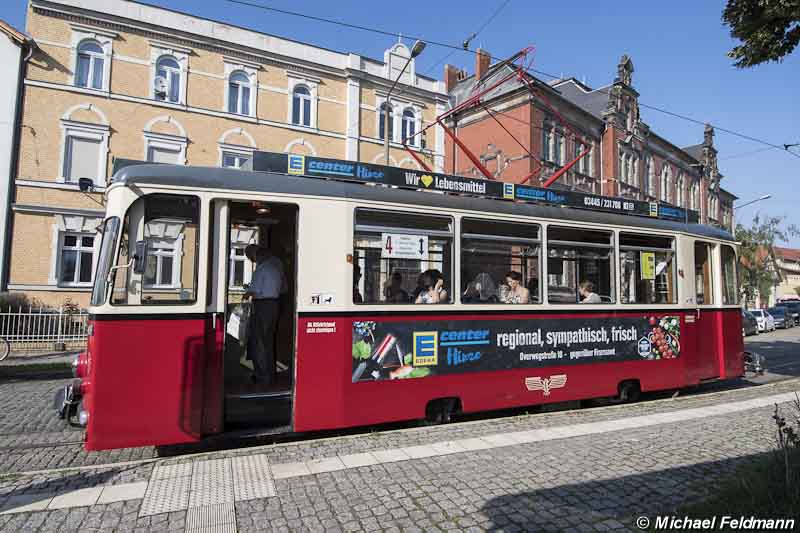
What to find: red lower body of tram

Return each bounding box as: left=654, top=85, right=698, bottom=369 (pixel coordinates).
left=64, top=309, right=742, bottom=451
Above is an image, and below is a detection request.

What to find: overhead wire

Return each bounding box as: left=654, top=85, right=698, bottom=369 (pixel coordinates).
left=424, top=0, right=513, bottom=75
left=225, top=0, right=798, bottom=159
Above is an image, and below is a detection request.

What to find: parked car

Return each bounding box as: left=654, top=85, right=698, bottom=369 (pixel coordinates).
left=776, top=301, right=800, bottom=325
left=749, top=309, right=776, bottom=332
left=741, top=310, right=759, bottom=336
left=768, top=307, right=793, bottom=329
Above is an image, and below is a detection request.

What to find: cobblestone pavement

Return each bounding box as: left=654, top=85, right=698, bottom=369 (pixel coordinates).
left=0, top=383, right=797, bottom=531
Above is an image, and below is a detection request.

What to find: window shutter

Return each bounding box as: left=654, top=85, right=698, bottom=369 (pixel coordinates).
left=65, top=137, right=101, bottom=181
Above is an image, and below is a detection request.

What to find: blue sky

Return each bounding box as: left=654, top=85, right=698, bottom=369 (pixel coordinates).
left=6, top=1, right=799, bottom=243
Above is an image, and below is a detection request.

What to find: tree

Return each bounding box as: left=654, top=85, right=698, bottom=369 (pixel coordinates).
left=736, top=214, right=799, bottom=306
left=722, top=0, right=800, bottom=68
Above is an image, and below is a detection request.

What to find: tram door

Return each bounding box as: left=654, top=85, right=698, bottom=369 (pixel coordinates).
left=218, top=200, right=298, bottom=431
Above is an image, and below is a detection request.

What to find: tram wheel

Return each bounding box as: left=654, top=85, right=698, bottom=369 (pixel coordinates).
left=424, top=397, right=461, bottom=425
left=618, top=380, right=641, bottom=403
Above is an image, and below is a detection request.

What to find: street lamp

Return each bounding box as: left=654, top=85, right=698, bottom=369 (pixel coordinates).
left=384, top=40, right=426, bottom=166
left=733, top=194, right=771, bottom=210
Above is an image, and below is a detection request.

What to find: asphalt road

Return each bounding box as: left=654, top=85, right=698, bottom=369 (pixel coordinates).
left=742, top=324, right=800, bottom=384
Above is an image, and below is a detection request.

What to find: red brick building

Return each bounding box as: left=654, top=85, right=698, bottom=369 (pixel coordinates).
left=443, top=52, right=735, bottom=230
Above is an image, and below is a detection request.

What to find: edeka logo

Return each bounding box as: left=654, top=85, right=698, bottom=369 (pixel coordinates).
left=288, top=154, right=305, bottom=175
left=413, top=331, right=438, bottom=366
left=307, top=159, right=355, bottom=177
left=503, top=183, right=515, bottom=200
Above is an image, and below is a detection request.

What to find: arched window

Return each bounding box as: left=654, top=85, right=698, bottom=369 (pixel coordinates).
left=292, top=85, right=311, bottom=126
left=676, top=172, right=685, bottom=207
left=690, top=180, right=700, bottom=210
left=401, top=108, right=416, bottom=145
left=228, top=71, right=251, bottom=115
left=76, top=40, right=104, bottom=89
left=660, top=165, right=671, bottom=203
left=155, top=56, right=181, bottom=103
left=379, top=102, right=394, bottom=141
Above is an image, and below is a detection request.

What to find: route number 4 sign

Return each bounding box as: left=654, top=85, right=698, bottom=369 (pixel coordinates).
left=381, top=233, right=428, bottom=260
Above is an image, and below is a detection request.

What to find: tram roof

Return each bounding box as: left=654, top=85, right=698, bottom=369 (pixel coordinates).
left=112, top=163, right=735, bottom=242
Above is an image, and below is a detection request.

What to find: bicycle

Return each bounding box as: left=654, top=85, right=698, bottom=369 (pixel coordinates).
left=0, top=337, right=10, bottom=362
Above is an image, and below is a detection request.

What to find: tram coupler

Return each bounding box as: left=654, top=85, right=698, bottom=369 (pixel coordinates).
left=54, top=378, right=82, bottom=421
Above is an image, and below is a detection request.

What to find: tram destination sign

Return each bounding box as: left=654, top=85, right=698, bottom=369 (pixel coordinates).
left=248, top=151, right=699, bottom=223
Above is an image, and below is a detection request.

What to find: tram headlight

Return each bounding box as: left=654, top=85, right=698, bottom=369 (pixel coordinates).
left=72, top=352, right=88, bottom=378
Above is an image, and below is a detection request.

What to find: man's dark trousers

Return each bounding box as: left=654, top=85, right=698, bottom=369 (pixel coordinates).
left=248, top=299, right=279, bottom=384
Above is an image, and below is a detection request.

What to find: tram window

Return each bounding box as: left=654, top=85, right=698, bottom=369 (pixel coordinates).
left=461, top=218, right=540, bottom=304
left=619, top=233, right=676, bottom=304
left=353, top=208, right=452, bottom=305
left=546, top=226, right=614, bottom=304
left=111, top=194, right=200, bottom=305
left=721, top=245, right=738, bottom=305
left=694, top=241, right=714, bottom=304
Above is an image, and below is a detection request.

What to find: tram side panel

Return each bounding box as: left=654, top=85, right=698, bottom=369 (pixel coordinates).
left=293, top=312, right=691, bottom=432
left=84, top=316, right=218, bottom=451
left=719, top=309, right=744, bottom=378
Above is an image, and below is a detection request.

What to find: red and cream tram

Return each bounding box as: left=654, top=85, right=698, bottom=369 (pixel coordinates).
left=55, top=153, right=743, bottom=450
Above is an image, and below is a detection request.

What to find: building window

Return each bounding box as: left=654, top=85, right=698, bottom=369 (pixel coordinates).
left=401, top=108, right=416, bottom=145
left=58, top=233, right=95, bottom=286
left=221, top=151, right=249, bottom=169
left=75, top=40, right=104, bottom=89
left=554, top=132, right=563, bottom=165
left=660, top=165, right=671, bottom=203
left=144, top=127, right=187, bottom=166
left=143, top=239, right=179, bottom=288
left=229, top=245, right=252, bottom=289
left=60, top=120, right=109, bottom=185
left=690, top=180, right=699, bottom=209
left=227, top=71, right=252, bottom=115
left=542, top=126, right=552, bottom=161
left=155, top=56, right=181, bottom=103
left=379, top=102, right=394, bottom=141
left=646, top=156, right=656, bottom=197
left=147, top=144, right=181, bottom=164
left=575, top=141, right=591, bottom=175
left=676, top=172, right=685, bottom=207
left=292, top=85, right=312, bottom=127
left=619, top=151, right=628, bottom=184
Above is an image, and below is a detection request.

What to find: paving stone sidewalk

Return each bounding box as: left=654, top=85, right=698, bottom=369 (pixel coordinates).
left=0, top=386, right=797, bottom=532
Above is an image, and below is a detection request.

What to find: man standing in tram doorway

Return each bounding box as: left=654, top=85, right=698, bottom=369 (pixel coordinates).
left=244, top=244, right=287, bottom=385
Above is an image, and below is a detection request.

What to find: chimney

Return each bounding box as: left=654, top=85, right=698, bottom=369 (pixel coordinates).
left=475, top=48, right=490, bottom=80
left=444, top=64, right=460, bottom=92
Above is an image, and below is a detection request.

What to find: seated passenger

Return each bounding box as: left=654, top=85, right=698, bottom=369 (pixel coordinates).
left=463, top=272, right=498, bottom=303
left=500, top=271, right=530, bottom=304
left=415, top=270, right=448, bottom=304
left=579, top=280, right=602, bottom=303
left=384, top=271, right=410, bottom=303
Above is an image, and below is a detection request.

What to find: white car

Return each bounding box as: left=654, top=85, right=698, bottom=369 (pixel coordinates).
left=749, top=309, right=776, bottom=332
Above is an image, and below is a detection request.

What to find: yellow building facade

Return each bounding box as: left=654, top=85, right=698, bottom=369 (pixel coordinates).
left=11, top=0, right=447, bottom=307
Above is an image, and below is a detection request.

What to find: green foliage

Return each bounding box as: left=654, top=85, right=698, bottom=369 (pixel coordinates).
left=735, top=214, right=799, bottom=307
left=723, top=0, right=800, bottom=68
left=0, top=292, right=43, bottom=312
left=352, top=340, right=371, bottom=360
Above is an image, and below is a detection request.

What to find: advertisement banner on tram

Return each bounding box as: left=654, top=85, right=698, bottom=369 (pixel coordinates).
left=250, top=151, right=700, bottom=223
left=351, top=315, right=682, bottom=383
